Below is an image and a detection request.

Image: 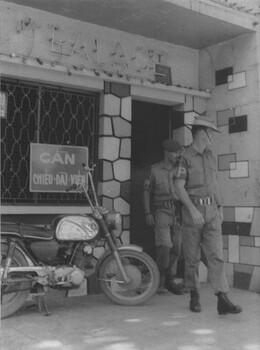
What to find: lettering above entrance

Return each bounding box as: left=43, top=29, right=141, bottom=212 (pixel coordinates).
left=50, top=26, right=169, bottom=80
left=30, top=143, right=88, bottom=192
left=1, top=6, right=172, bottom=84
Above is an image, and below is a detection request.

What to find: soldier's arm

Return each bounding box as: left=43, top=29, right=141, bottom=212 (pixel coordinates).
left=143, top=190, right=151, bottom=215
left=174, top=155, right=205, bottom=227
left=211, top=153, right=224, bottom=221
left=143, top=168, right=155, bottom=226
left=215, top=172, right=224, bottom=222
left=174, top=178, right=205, bottom=227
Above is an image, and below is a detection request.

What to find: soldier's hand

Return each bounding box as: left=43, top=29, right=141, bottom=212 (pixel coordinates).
left=145, top=214, right=154, bottom=226
left=190, top=207, right=205, bottom=227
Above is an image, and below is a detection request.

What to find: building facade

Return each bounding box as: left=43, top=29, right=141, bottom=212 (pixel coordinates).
left=1, top=0, right=260, bottom=293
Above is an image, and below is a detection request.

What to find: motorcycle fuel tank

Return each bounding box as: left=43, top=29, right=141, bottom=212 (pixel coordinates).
left=55, top=215, right=99, bottom=241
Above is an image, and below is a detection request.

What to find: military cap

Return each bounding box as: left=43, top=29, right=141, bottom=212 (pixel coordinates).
left=186, top=116, right=220, bottom=133
left=162, top=138, right=182, bottom=152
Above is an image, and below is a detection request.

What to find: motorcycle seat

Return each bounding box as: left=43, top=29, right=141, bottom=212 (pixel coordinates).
left=1, top=222, right=54, bottom=240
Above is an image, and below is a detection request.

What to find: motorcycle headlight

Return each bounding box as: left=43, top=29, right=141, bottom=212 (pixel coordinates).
left=104, top=211, right=122, bottom=230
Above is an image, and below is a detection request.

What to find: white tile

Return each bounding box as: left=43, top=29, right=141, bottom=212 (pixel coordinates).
left=113, top=160, right=131, bottom=181
left=114, top=197, right=130, bottom=215
left=249, top=266, right=260, bottom=293
left=99, top=116, right=113, bottom=135
left=120, top=230, right=130, bottom=245
left=120, top=138, right=131, bottom=158
left=228, top=72, right=246, bottom=90
left=240, top=246, right=260, bottom=266
left=121, top=96, right=132, bottom=121
left=230, top=161, right=248, bottom=178
left=251, top=207, right=260, bottom=237
left=217, top=109, right=234, bottom=127
left=255, top=237, right=260, bottom=247
left=100, top=180, right=121, bottom=198
left=183, top=95, right=193, bottom=111
left=172, top=126, right=192, bottom=147
left=235, top=207, right=254, bottom=223
left=227, top=75, right=233, bottom=83
left=228, top=235, right=239, bottom=263
left=194, top=97, right=206, bottom=115
left=99, top=137, right=120, bottom=161
left=113, top=117, right=131, bottom=137
left=103, top=94, right=120, bottom=115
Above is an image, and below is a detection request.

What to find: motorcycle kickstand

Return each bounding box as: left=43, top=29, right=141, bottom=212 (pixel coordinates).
left=27, top=285, right=51, bottom=316
left=35, top=294, right=50, bottom=316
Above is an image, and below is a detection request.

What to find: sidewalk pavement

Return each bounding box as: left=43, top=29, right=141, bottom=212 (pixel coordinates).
left=1, top=283, right=260, bottom=350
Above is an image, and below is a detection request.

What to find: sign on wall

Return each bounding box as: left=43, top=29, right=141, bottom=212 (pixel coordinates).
left=30, top=143, right=88, bottom=192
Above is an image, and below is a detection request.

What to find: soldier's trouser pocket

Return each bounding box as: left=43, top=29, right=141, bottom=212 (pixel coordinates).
left=154, top=210, right=173, bottom=248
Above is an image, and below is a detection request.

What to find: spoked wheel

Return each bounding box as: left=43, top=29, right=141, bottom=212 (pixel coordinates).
left=98, top=249, right=159, bottom=306
left=1, top=243, right=32, bottom=319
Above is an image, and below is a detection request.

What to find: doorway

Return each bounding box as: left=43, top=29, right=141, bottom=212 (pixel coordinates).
left=130, top=100, right=173, bottom=259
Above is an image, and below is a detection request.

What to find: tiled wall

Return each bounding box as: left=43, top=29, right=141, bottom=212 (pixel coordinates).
left=223, top=207, right=260, bottom=292
left=214, top=67, right=260, bottom=292
left=199, top=34, right=260, bottom=293
left=171, top=88, right=260, bottom=292
left=98, top=82, right=132, bottom=248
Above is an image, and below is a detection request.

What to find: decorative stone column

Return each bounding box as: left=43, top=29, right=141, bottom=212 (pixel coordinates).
left=98, top=81, right=132, bottom=246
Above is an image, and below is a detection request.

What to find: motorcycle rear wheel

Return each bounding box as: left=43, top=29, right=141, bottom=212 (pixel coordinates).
left=98, top=249, right=159, bottom=306
left=1, top=243, right=32, bottom=319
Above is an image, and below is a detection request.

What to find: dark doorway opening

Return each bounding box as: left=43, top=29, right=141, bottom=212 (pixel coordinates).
left=130, top=100, right=172, bottom=260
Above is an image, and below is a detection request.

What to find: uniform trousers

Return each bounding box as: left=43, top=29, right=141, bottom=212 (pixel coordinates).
left=181, top=202, right=229, bottom=293
left=154, top=208, right=181, bottom=277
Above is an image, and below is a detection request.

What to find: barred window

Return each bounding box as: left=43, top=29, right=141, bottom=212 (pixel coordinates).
left=1, top=78, right=99, bottom=205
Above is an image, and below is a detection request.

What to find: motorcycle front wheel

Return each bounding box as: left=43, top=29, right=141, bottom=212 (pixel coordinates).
left=98, top=249, right=159, bottom=306
left=1, top=243, right=32, bottom=319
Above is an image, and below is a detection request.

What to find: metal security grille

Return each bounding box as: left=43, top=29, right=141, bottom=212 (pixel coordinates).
left=1, top=78, right=99, bottom=205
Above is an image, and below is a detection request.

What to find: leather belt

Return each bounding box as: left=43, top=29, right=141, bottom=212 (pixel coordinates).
left=191, top=196, right=213, bottom=206
left=154, top=200, right=177, bottom=210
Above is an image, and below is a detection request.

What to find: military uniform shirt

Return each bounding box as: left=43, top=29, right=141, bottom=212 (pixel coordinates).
left=143, top=161, right=178, bottom=202
left=174, top=145, right=222, bottom=205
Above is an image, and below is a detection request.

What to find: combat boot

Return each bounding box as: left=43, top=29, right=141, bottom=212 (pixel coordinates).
left=216, top=292, right=242, bottom=315
left=165, top=276, right=184, bottom=295
left=190, top=289, right=201, bottom=312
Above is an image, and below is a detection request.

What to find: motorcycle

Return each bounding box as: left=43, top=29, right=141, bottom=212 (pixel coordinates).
left=1, top=164, right=159, bottom=319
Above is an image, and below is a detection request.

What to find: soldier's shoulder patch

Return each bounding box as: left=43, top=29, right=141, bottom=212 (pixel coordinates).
left=175, top=165, right=187, bottom=178
left=174, top=154, right=187, bottom=178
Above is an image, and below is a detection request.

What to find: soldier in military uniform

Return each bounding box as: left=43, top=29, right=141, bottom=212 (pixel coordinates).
left=174, top=116, right=242, bottom=315
left=143, top=139, right=184, bottom=295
